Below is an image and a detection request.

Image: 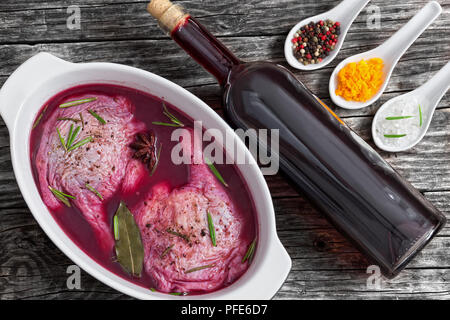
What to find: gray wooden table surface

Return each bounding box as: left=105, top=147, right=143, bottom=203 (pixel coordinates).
left=0, top=0, right=449, bottom=300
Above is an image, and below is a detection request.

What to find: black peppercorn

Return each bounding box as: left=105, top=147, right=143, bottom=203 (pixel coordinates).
left=291, top=19, right=341, bottom=65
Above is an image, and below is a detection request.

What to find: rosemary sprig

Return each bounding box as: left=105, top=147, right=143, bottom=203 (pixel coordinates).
left=72, top=126, right=81, bottom=140
left=185, top=264, right=216, bottom=274
left=32, top=105, right=48, bottom=129
left=207, top=212, right=217, bottom=247
left=67, top=124, right=74, bottom=147
left=113, top=215, right=119, bottom=240
left=57, top=117, right=80, bottom=123
left=59, top=97, right=97, bottom=108
left=169, top=292, right=188, bottom=296
left=50, top=192, right=71, bottom=207
left=57, top=125, right=92, bottom=152
left=152, top=103, right=184, bottom=128
left=150, top=144, right=162, bottom=177
left=242, top=238, right=257, bottom=264
left=32, top=113, right=44, bottom=129
left=166, top=228, right=190, bottom=243
left=85, top=183, right=103, bottom=200
left=79, top=112, right=84, bottom=129
left=151, top=122, right=182, bottom=127
left=160, top=244, right=174, bottom=259
left=384, top=134, right=407, bottom=138
left=67, top=125, right=81, bottom=148
left=48, top=186, right=75, bottom=207
left=57, top=128, right=67, bottom=151
left=385, top=116, right=414, bottom=120
left=163, top=103, right=184, bottom=127
left=419, top=104, right=423, bottom=127
left=67, top=137, right=93, bottom=152
left=204, top=157, right=228, bottom=187
left=88, top=109, right=106, bottom=125
left=150, top=288, right=188, bottom=296
left=49, top=186, right=76, bottom=200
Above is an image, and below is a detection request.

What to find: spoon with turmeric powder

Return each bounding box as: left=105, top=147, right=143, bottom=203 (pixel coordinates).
left=329, top=1, right=442, bottom=110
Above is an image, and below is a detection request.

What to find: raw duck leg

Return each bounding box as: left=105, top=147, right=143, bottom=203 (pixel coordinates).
left=36, top=94, right=147, bottom=253
left=133, top=129, right=252, bottom=293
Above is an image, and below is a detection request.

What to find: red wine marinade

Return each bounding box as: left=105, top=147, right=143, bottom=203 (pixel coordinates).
left=30, top=84, right=257, bottom=292
left=148, top=0, right=446, bottom=277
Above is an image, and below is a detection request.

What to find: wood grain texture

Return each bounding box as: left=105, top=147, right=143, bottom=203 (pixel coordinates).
left=0, top=0, right=449, bottom=300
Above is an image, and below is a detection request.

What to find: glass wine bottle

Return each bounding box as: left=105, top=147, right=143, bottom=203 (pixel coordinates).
left=147, top=0, right=446, bottom=278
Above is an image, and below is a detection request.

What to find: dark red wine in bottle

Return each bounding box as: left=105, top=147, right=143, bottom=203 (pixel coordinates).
left=148, top=0, right=446, bottom=278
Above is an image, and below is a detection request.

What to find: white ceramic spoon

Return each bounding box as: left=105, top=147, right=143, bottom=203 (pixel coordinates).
left=372, top=61, right=450, bottom=152
left=284, top=0, right=371, bottom=71
left=329, top=1, right=442, bottom=110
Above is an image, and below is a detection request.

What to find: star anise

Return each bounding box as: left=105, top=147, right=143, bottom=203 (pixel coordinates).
left=130, top=133, right=159, bottom=172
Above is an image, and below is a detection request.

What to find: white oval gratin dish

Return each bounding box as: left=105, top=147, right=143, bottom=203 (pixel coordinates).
left=0, top=52, right=291, bottom=300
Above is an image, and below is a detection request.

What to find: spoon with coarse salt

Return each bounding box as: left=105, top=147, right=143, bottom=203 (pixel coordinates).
left=329, top=1, right=442, bottom=110
left=372, top=61, right=450, bottom=153
left=285, top=0, right=371, bottom=71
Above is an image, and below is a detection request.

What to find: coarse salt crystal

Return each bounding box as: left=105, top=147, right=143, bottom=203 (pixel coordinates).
left=374, top=96, right=425, bottom=149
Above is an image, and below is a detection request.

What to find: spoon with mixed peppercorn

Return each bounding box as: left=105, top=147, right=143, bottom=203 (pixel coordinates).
left=284, top=0, right=370, bottom=71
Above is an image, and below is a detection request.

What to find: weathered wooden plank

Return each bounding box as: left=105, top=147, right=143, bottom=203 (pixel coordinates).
left=0, top=0, right=448, bottom=43
left=0, top=206, right=131, bottom=300
left=276, top=192, right=450, bottom=235
left=0, top=1, right=146, bottom=11
left=0, top=195, right=448, bottom=299
left=1, top=0, right=449, bottom=301
left=275, top=269, right=450, bottom=300
left=0, top=37, right=449, bottom=120
left=272, top=196, right=450, bottom=272
left=284, top=234, right=449, bottom=271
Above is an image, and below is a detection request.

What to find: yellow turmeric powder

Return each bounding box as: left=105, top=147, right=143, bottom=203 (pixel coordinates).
left=335, top=58, right=384, bottom=102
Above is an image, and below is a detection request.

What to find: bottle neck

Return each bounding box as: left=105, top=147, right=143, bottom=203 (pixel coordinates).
left=171, top=17, right=241, bottom=85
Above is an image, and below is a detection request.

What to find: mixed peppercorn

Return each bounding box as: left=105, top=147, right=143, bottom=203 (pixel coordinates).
left=292, top=20, right=341, bottom=65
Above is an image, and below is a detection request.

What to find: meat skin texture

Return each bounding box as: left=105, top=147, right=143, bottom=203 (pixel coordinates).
left=133, top=130, right=250, bottom=293
left=36, top=94, right=146, bottom=253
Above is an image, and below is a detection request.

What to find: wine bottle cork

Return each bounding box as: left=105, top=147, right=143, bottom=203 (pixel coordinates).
left=147, top=0, right=189, bottom=33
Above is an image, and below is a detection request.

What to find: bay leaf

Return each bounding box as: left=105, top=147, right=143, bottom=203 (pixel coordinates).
left=113, top=201, right=144, bottom=277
